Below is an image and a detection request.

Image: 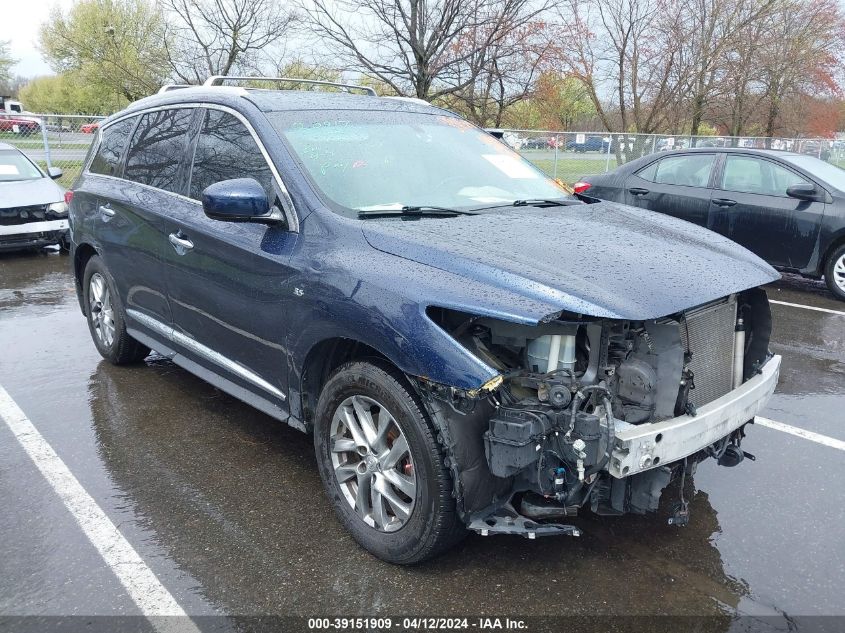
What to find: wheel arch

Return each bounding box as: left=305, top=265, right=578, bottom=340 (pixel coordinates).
left=822, top=231, right=845, bottom=274
left=298, top=336, right=400, bottom=429
left=73, top=242, right=100, bottom=315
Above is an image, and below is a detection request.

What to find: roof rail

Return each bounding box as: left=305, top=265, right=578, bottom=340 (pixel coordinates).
left=203, top=76, right=377, bottom=97
left=157, top=84, right=192, bottom=94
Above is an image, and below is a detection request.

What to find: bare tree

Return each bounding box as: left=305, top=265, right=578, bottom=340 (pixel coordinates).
left=756, top=0, right=845, bottom=139
left=159, top=0, right=297, bottom=83
left=675, top=0, right=777, bottom=136
left=554, top=0, right=687, bottom=147
left=450, top=20, right=554, bottom=126
left=297, top=0, right=551, bottom=101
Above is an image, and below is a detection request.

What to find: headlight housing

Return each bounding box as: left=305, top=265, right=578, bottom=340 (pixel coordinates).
left=48, top=201, right=68, bottom=215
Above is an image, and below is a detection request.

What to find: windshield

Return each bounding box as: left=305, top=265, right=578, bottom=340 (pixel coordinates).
left=782, top=154, right=845, bottom=191
left=0, top=149, right=42, bottom=183
left=269, top=110, right=570, bottom=216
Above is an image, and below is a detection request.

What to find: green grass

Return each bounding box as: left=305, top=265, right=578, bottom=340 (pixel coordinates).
left=525, top=157, right=618, bottom=183
left=34, top=160, right=81, bottom=188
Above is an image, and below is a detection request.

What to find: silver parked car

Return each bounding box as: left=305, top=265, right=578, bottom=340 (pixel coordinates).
left=0, top=142, right=69, bottom=252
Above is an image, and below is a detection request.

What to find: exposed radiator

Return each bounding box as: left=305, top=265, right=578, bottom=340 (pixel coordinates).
left=679, top=296, right=737, bottom=408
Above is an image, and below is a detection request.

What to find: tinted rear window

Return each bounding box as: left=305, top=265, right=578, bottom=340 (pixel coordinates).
left=124, top=109, right=194, bottom=194
left=89, top=118, right=136, bottom=177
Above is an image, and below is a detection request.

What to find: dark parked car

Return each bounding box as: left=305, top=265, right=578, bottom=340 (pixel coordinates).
left=69, top=77, right=781, bottom=564
left=0, top=142, right=69, bottom=251
left=576, top=148, right=845, bottom=300
left=522, top=136, right=552, bottom=149
left=566, top=136, right=609, bottom=153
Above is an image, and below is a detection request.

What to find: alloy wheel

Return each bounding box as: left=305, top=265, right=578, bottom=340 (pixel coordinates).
left=88, top=273, right=115, bottom=348
left=834, top=254, right=845, bottom=293
left=329, top=395, right=417, bottom=532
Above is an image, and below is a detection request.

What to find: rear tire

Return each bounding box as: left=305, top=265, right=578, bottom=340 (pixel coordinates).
left=82, top=255, right=150, bottom=364
left=314, top=360, right=465, bottom=564
left=824, top=244, right=845, bottom=301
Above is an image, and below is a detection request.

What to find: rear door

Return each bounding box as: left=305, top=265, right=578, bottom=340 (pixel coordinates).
left=162, top=107, right=299, bottom=411
left=709, top=154, right=825, bottom=269
left=624, top=153, right=717, bottom=227
left=78, top=114, right=178, bottom=327
left=106, top=108, right=196, bottom=329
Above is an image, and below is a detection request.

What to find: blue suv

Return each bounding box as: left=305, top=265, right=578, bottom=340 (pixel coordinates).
left=70, top=77, right=782, bottom=564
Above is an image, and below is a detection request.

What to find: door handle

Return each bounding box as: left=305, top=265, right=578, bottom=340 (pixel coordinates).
left=98, top=205, right=115, bottom=221
left=712, top=198, right=737, bottom=207
left=628, top=187, right=649, bottom=196
left=168, top=231, right=194, bottom=254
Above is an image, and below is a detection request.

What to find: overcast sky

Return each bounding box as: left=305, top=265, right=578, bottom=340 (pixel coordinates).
left=2, top=0, right=76, bottom=77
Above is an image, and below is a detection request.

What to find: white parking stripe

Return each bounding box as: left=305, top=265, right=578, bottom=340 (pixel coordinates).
left=756, top=416, right=845, bottom=451
left=0, top=384, right=201, bottom=632
left=769, top=299, right=845, bottom=316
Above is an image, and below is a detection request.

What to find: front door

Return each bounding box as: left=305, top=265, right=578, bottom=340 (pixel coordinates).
left=163, top=108, right=299, bottom=412
left=709, top=154, right=825, bottom=269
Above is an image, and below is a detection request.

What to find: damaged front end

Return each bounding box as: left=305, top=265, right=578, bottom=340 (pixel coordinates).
left=416, top=289, right=781, bottom=538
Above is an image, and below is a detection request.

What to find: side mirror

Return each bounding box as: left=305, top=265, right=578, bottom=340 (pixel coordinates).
left=786, top=183, right=819, bottom=201
left=202, top=178, right=279, bottom=223
left=47, top=167, right=63, bottom=180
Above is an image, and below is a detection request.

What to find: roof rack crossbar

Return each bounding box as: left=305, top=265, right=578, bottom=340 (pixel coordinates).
left=203, top=76, right=377, bottom=96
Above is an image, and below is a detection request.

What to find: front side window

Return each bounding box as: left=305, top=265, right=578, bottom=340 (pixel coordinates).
left=0, top=149, right=42, bottom=182
left=188, top=109, right=275, bottom=201
left=124, top=109, right=194, bottom=193
left=268, top=110, right=570, bottom=216
left=89, top=117, right=136, bottom=177
left=637, top=154, right=715, bottom=188
left=721, top=155, right=810, bottom=196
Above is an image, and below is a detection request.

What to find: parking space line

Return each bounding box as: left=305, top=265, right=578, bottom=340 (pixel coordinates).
left=0, top=383, right=201, bottom=632
left=756, top=416, right=845, bottom=451
left=769, top=299, right=845, bottom=316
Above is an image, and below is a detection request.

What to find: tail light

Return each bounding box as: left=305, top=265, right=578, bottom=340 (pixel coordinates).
left=64, top=190, right=74, bottom=205
left=572, top=181, right=592, bottom=194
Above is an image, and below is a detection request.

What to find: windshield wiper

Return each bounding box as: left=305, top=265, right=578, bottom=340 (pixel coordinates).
left=357, top=205, right=474, bottom=218
left=510, top=198, right=577, bottom=208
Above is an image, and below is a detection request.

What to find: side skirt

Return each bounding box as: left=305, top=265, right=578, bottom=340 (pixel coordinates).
left=126, top=323, right=306, bottom=433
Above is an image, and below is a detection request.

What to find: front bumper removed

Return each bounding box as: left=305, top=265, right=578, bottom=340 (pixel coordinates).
left=609, top=355, right=781, bottom=478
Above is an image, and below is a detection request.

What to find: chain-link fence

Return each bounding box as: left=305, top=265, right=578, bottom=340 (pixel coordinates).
left=2, top=114, right=105, bottom=189
left=5, top=114, right=844, bottom=191
left=497, top=130, right=845, bottom=184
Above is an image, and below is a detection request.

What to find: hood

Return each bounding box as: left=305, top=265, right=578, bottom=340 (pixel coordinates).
left=362, top=201, right=779, bottom=321
left=0, top=178, right=65, bottom=209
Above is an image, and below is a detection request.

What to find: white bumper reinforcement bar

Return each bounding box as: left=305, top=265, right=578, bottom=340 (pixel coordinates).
left=0, top=219, right=69, bottom=236
left=609, top=355, right=781, bottom=478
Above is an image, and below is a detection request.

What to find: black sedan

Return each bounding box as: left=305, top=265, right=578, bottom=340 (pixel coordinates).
left=576, top=148, right=845, bottom=300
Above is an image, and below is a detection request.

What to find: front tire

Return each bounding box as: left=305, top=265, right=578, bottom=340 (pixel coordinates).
left=824, top=244, right=845, bottom=301
left=82, top=255, right=150, bottom=364
left=314, top=360, right=465, bottom=564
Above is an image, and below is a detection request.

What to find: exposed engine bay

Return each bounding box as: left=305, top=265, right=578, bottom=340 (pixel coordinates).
left=420, top=288, right=774, bottom=536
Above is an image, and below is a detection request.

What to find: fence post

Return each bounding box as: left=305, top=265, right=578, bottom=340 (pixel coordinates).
left=605, top=134, right=613, bottom=172
left=553, top=134, right=559, bottom=179
left=40, top=117, right=53, bottom=171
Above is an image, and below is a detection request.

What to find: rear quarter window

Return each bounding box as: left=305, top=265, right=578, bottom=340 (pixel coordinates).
left=89, top=118, right=136, bottom=177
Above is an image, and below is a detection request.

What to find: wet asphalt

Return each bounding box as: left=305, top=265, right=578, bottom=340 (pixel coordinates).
left=0, top=250, right=843, bottom=627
